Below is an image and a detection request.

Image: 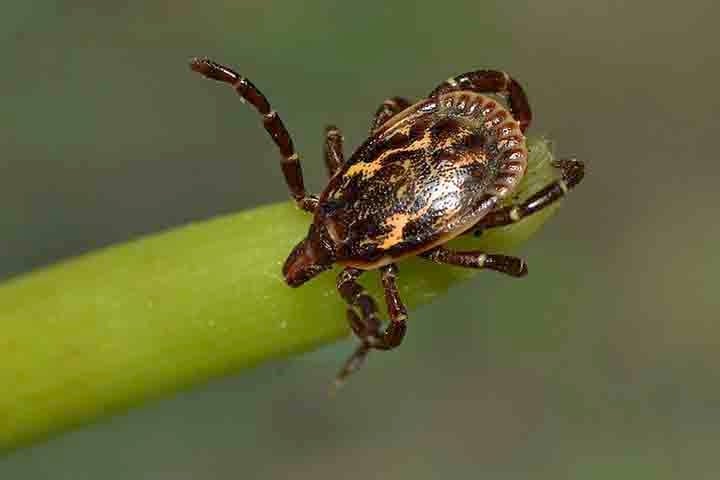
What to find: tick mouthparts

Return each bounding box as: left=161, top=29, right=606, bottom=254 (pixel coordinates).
left=282, top=237, right=333, bottom=287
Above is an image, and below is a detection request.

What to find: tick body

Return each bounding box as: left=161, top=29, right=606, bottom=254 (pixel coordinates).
left=190, top=58, right=585, bottom=385
left=320, top=92, right=527, bottom=270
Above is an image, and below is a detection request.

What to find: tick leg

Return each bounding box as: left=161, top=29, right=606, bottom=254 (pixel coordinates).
left=420, top=246, right=528, bottom=277
left=336, top=268, right=381, bottom=385
left=429, top=70, right=532, bottom=133
left=371, top=96, right=413, bottom=132
left=379, top=264, right=408, bottom=350
left=190, top=58, right=317, bottom=212
left=324, top=125, right=344, bottom=176
left=335, top=264, right=408, bottom=385
left=470, top=158, right=585, bottom=234
left=326, top=96, right=413, bottom=178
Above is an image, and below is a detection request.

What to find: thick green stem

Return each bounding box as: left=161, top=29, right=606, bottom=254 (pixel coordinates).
left=0, top=138, right=561, bottom=452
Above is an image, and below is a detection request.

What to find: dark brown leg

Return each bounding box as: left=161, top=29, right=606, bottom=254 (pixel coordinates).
left=380, top=264, right=408, bottom=342
left=190, top=57, right=317, bottom=212
left=324, top=97, right=413, bottom=179
left=420, top=246, right=528, bottom=277
left=335, top=264, right=408, bottom=386
left=371, top=96, right=412, bottom=132
left=324, top=125, right=344, bottom=176
left=430, top=70, right=532, bottom=133
left=470, top=158, right=585, bottom=234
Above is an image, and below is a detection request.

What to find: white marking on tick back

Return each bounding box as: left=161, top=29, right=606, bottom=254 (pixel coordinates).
left=446, top=77, right=458, bottom=87
left=428, top=180, right=462, bottom=211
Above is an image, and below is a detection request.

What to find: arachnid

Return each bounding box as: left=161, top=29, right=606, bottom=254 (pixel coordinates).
left=189, top=58, right=585, bottom=385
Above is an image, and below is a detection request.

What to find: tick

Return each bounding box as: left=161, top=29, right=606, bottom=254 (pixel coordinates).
left=189, top=58, right=585, bottom=385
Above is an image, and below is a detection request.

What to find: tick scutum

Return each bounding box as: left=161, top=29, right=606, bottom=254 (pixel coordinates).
left=316, top=92, right=528, bottom=269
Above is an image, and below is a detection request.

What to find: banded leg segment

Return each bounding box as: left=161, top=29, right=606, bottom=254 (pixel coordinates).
left=190, top=57, right=317, bottom=211
left=471, top=158, right=585, bottom=233
left=335, top=264, right=408, bottom=385
left=430, top=70, right=532, bottom=133
left=380, top=264, right=408, bottom=343
left=325, top=95, right=412, bottom=178
left=420, top=247, right=528, bottom=277
left=371, top=96, right=412, bottom=132
left=324, top=125, right=344, bottom=176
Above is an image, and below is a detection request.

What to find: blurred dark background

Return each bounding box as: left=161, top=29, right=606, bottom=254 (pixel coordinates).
left=2, top=1, right=718, bottom=478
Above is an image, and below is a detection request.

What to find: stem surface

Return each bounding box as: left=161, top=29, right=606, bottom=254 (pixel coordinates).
left=0, top=138, right=561, bottom=451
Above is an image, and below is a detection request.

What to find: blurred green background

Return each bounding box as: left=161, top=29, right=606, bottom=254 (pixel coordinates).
left=1, top=0, right=718, bottom=478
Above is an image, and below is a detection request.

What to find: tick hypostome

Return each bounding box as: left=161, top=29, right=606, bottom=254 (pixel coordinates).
left=189, top=58, right=585, bottom=386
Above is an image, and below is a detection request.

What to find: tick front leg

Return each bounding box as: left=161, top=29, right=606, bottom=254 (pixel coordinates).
left=324, top=125, right=344, bottom=176
left=190, top=58, right=317, bottom=212
left=420, top=247, right=528, bottom=277
left=470, top=158, right=585, bottom=234
left=371, top=96, right=413, bottom=132
left=429, top=70, right=532, bottom=133
left=335, top=264, right=408, bottom=386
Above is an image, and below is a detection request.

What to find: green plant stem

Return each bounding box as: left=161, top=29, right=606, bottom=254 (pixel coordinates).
left=0, top=138, right=561, bottom=452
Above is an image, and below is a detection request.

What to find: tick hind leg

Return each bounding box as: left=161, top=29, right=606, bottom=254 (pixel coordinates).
left=470, top=158, right=585, bottom=235
left=371, top=96, right=413, bottom=132
left=190, top=58, right=317, bottom=212
left=420, top=246, right=528, bottom=277
left=430, top=70, right=532, bottom=133
left=336, top=264, right=408, bottom=386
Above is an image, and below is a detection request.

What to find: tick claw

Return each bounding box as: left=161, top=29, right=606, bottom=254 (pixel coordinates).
left=552, top=158, right=585, bottom=187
